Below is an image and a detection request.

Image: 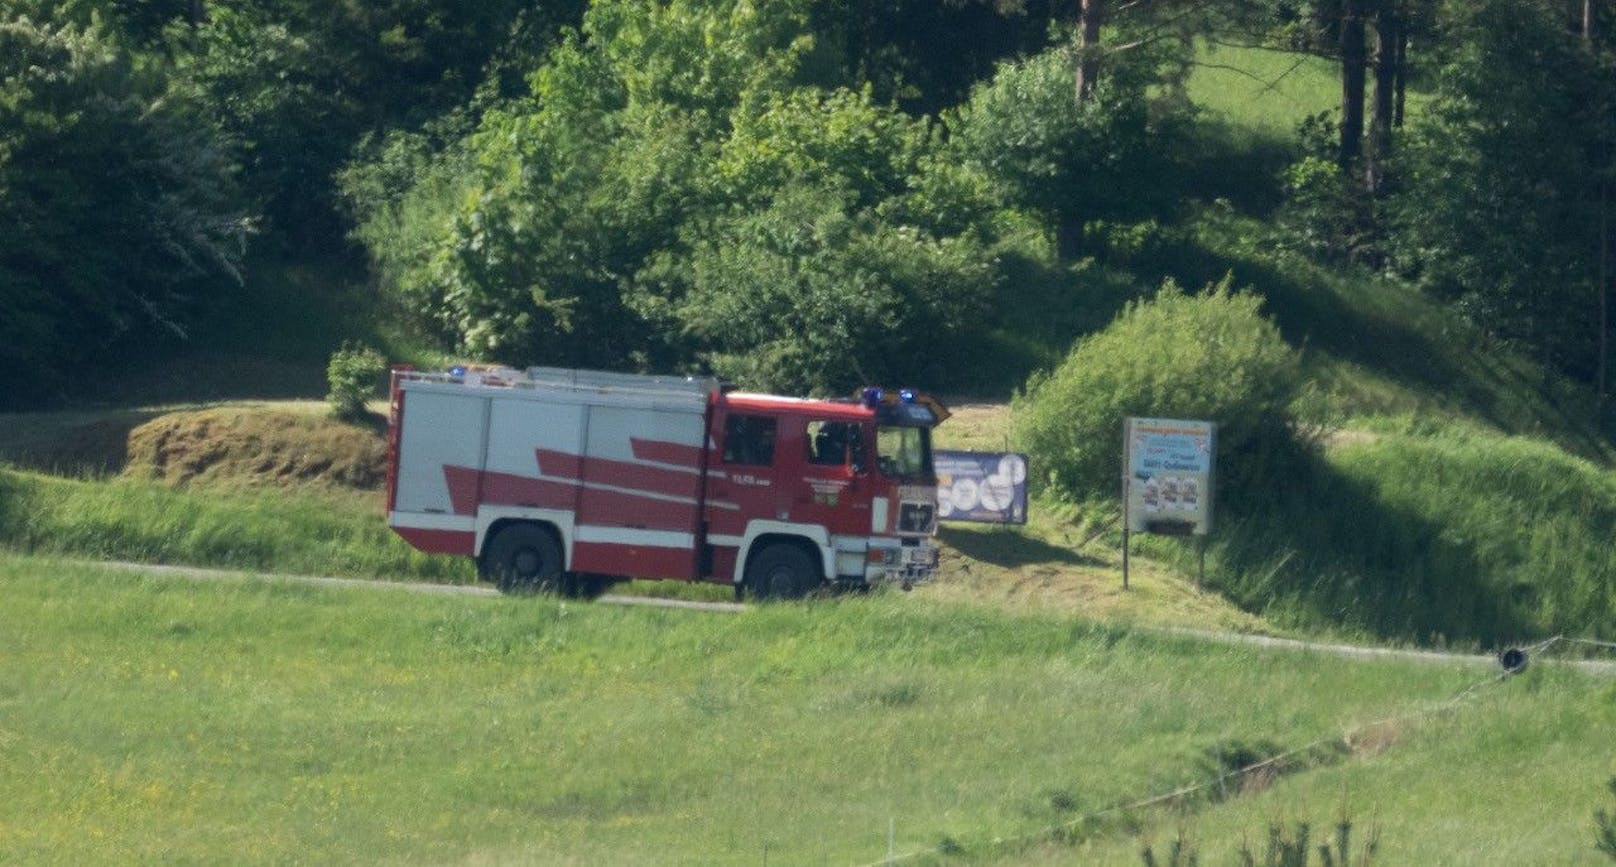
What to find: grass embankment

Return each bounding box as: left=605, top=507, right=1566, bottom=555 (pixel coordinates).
left=3, top=554, right=1610, bottom=865
left=1205, top=428, right=1616, bottom=646
left=0, top=464, right=470, bottom=583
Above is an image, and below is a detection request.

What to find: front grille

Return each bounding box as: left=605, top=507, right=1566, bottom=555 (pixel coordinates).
left=898, top=502, right=935, bottom=534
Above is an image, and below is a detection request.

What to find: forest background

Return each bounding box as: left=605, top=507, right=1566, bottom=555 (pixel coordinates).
left=7, top=0, right=1616, bottom=403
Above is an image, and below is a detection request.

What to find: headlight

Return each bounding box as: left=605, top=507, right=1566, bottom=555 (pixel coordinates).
left=866, top=548, right=899, bottom=565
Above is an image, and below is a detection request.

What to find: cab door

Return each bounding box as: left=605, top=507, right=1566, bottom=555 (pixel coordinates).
left=789, top=417, right=867, bottom=536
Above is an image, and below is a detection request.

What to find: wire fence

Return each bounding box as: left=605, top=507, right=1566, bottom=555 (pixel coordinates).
left=858, top=634, right=1612, bottom=867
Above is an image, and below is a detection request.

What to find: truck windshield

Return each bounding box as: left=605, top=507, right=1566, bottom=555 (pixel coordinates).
left=876, top=425, right=933, bottom=480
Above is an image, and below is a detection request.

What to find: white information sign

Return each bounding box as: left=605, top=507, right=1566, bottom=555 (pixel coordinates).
left=1124, top=417, right=1215, bottom=536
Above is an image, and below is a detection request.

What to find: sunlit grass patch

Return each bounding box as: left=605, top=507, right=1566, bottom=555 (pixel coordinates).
left=5, top=553, right=1583, bottom=865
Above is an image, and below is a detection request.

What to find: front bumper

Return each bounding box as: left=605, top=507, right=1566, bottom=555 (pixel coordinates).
left=863, top=539, right=938, bottom=585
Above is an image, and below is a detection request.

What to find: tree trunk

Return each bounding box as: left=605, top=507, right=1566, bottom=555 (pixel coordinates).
left=1367, top=0, right=1398, bottom=193
left=1075, top=0, right=1103, bottom=103
left=1393, top=24, right=1408, bottom=128
left=1340, top=0, right=1367, bottom=171
left=1585, top=0, right=1605, bottom=398
left=189, top=0, right=207, bottom=26
left=1600, top=184, right=1609, bottom=400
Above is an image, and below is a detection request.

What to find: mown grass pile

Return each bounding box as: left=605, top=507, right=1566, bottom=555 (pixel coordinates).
left=4, top=555, right=1608, bottom=864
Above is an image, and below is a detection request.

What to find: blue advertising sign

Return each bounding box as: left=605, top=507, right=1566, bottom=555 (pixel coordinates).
left=935, top=450, right=1029, bottom=524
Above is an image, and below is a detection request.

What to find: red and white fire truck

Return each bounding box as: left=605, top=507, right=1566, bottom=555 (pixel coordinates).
left=385, top=366, right=946, bottom=599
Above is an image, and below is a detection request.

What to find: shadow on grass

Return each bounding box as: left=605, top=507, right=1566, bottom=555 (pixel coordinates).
left=0, top=409, right=164, bottom=476
left=1206, top=448, right=1529, bottom=646
left=939, top=524, right=1106, bottom=569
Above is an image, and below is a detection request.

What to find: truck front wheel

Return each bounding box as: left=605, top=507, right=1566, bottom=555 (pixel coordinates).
left=745, top=543, right=822, bottom=601
left=482, top=524, right=563, bottom=594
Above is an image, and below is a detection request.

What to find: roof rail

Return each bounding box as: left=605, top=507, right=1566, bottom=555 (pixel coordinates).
left=523, top=366, right=719, bottom=395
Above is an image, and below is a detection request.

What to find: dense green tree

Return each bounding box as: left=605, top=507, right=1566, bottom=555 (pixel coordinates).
left=346, top=0, right=1009, bottom=389
left=671, top=181, right=994, bottom=393
left=0, top=10, right=249, bottom=405
left=949, top=43, right=1185, bottom=258
left=355, top=0, right=824, bottom=368
left=645, top=86, right=1002, bottom=391
left=816, top=0, right=1062, bottom=114
left=174, top=3, right=355, bottom=252
left=1389, top=0, right=1615, bottom=383
left=168, top=0, right=582, bottom=250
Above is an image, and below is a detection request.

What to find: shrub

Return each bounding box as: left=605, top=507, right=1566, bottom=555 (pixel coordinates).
left=326, top=343, right=387, bottom=421
left=1012, top=279, right=1302, bottom=502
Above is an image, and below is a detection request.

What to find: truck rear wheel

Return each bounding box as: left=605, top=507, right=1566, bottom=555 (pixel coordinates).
left=745, top=543, right=821, bottom=601
left=482, top=523, right=563, bottom=594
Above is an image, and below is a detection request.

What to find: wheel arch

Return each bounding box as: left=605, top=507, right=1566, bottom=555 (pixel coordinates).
left=476, top=507, right=575, bottom=570
left=480, top=517, right=567, bottom=571
left=739, top=529, right=830, bottom=586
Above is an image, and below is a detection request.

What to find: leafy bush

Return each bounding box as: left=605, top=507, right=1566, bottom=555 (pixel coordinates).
left=326, top=343, right=387, bottom=421
left=1276, top=154, right=1376, bottom=265
left=1012, top=280, right=1303, bottom=502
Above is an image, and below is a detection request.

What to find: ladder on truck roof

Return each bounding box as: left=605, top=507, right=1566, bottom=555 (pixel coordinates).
left=398, top=365, right=719, bottom=401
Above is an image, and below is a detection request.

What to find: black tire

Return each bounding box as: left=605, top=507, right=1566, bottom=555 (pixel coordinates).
left=560, top=573, right=614, bottom=600
left=481, top=523, right=563, bottom=594
left=745, top=543, right=822, bottom=601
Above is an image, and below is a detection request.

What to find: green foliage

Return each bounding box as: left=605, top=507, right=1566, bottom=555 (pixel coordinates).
left=1012, top=279, right=1304, bottom=502
left=170, top=0, right=581, bottom=248
left=0, top=10, right=250, bottom=406
left=950, top=43, right=1187, bottom=255
left=325, top=342, right=387, bottom=421
left=338, top=126, right=479, bottom=349
left=347, top=0, right=826, bottom=368
left=639, top=85, right=1002, bottom=392
left=1388, top=0, right=1614, bottom=383
left=668, top=182, right=996, bottom=393
left=1274, top=112, right=1378, bottom=265
left=173, top=3, right=355, bottom=244
left=348, top=0, right=1011, bottom=390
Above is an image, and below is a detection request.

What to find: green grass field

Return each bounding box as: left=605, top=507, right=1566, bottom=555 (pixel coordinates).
left=3, top=554, right=1610, bottom=865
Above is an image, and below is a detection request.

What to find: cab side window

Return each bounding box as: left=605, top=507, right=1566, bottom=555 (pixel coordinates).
left=806, top=420, right=860, bottom=467
left=723, top=415, right=777, bottom=466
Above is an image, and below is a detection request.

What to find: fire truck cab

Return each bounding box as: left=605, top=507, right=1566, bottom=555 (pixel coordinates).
left=385, top=366, right=944, bottom=599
